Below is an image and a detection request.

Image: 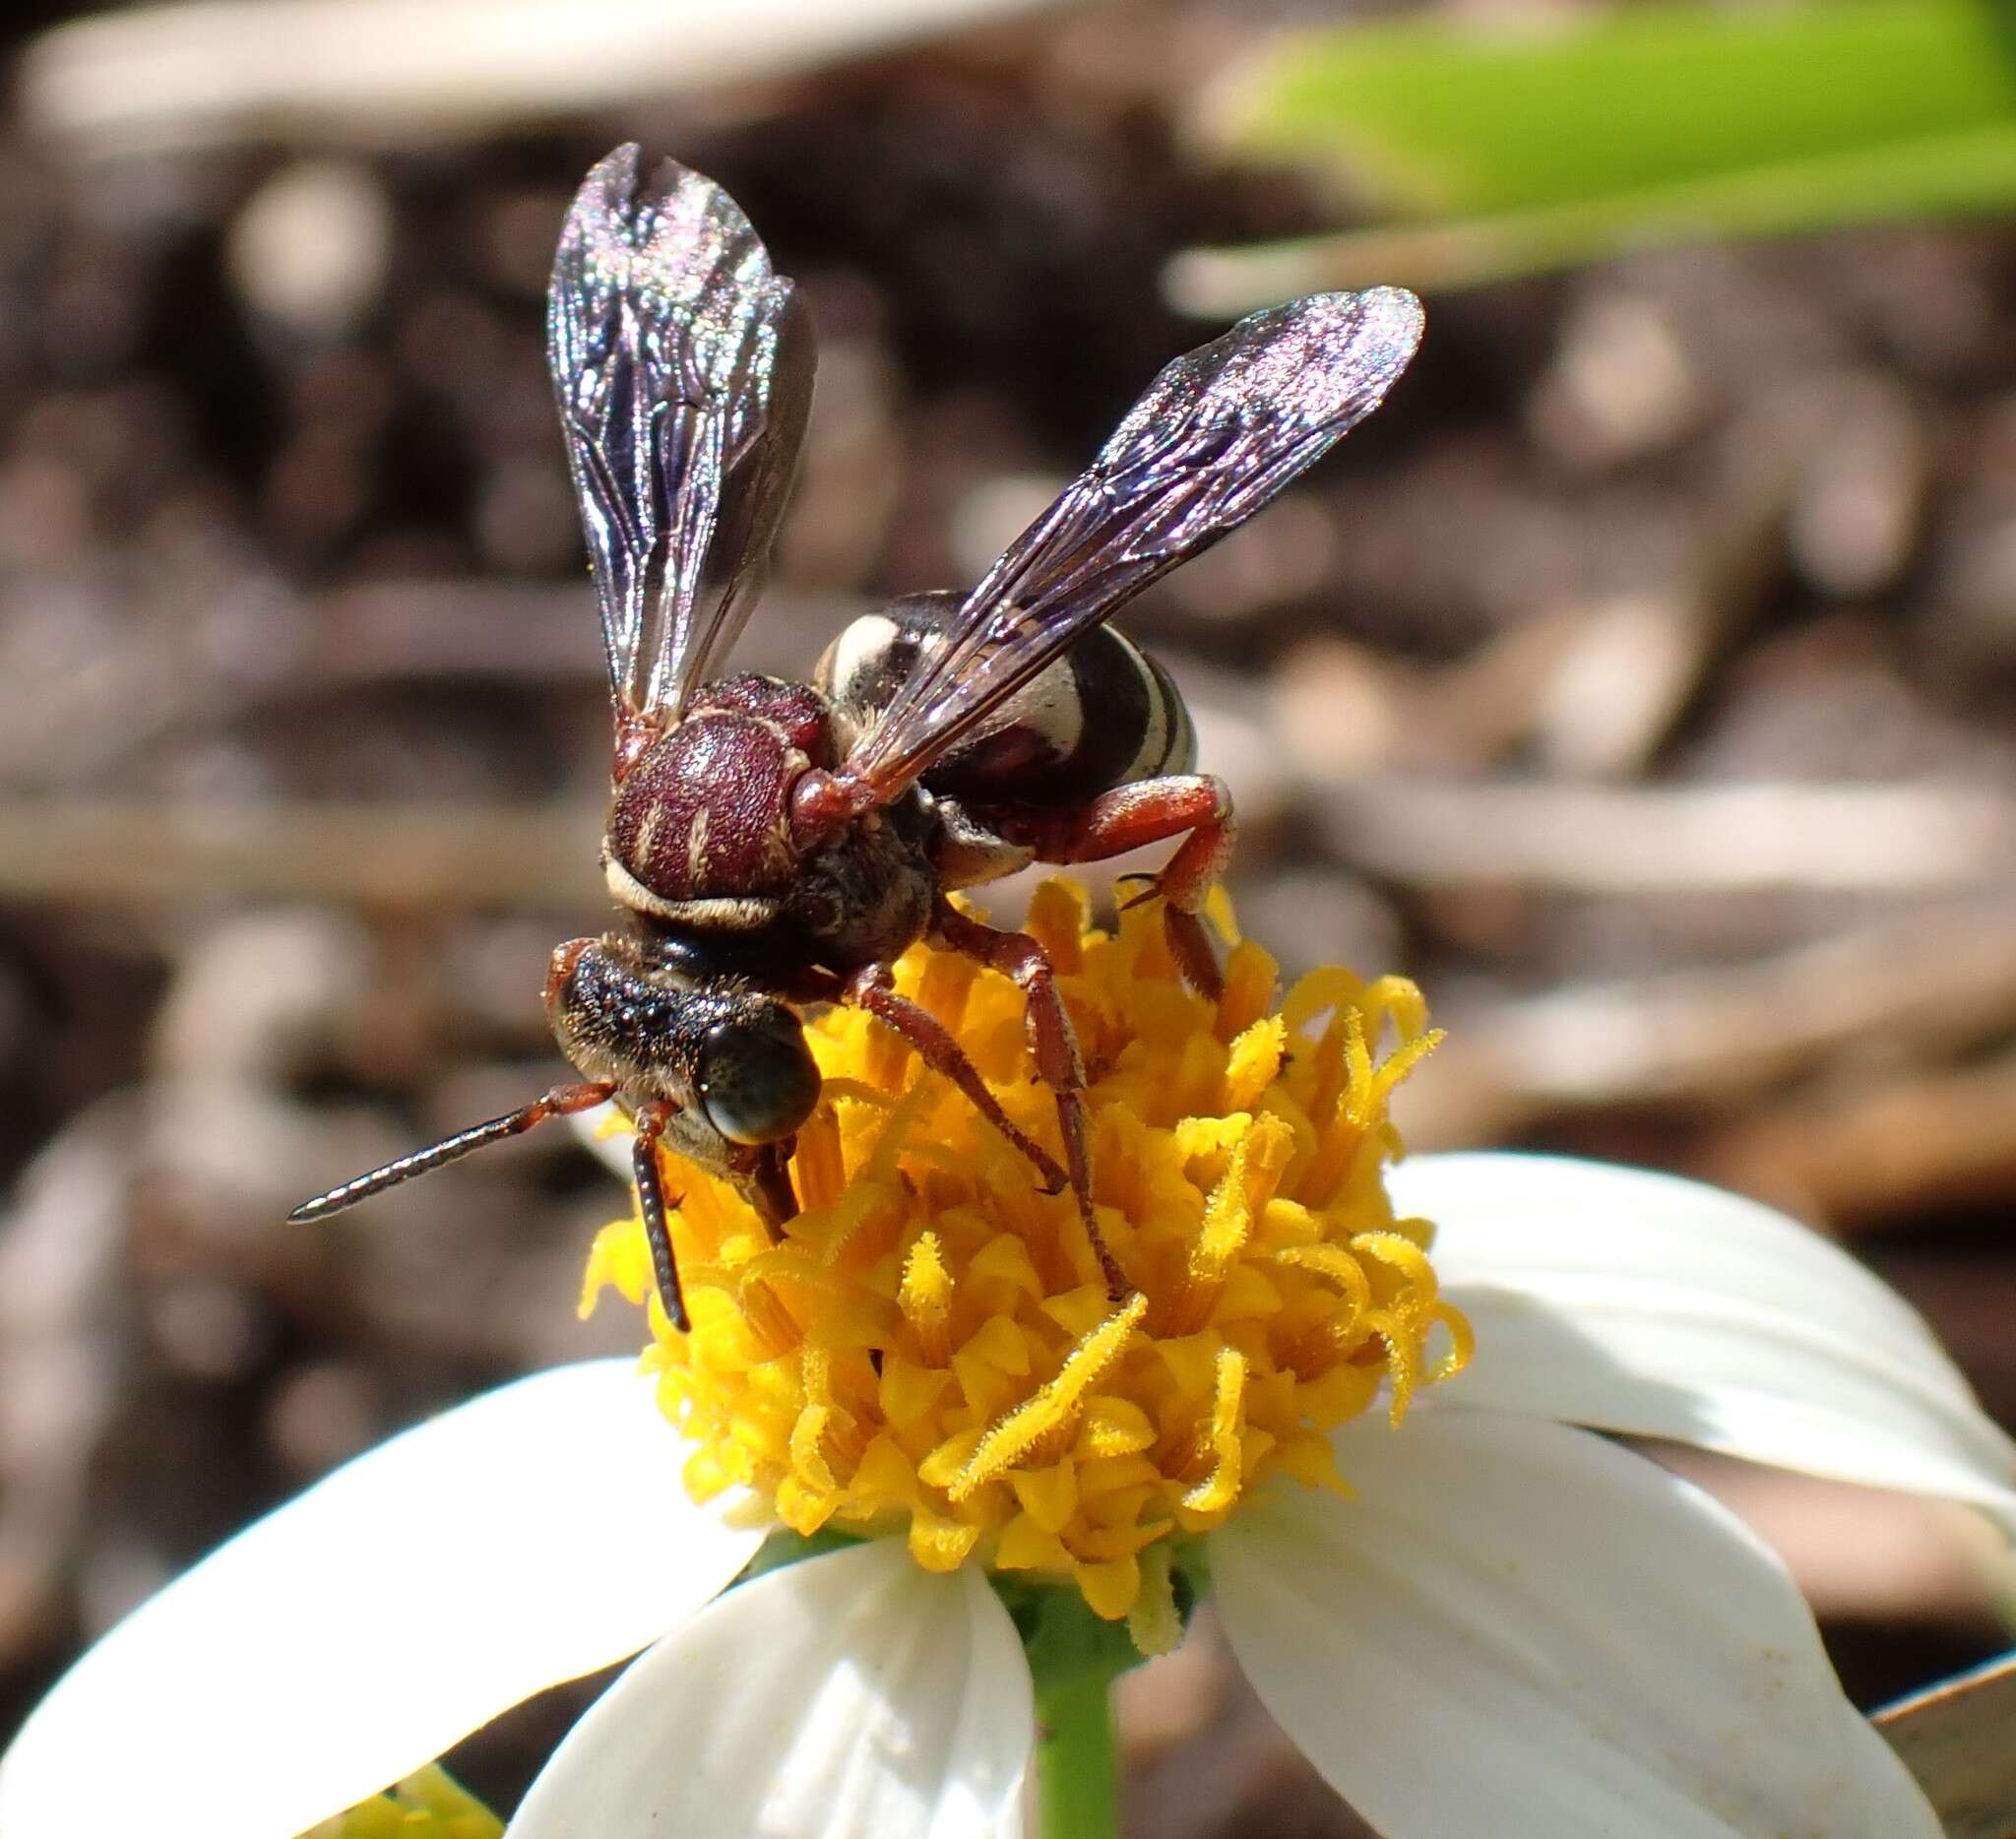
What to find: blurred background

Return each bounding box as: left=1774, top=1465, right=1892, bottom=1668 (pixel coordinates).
left=0, top=0, right=2013, bottom=1829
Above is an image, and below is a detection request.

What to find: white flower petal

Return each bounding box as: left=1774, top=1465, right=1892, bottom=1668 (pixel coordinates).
left=0, top=1359, right=764, bottom=1839
left=1215, top=1408, right=1940, bottom=1839
left=571, top=1101, right=635, bottom=1181
left=1394, top=1152, right=2016, bottom=1523
left=507, top=1538, right=1033, bottom=1839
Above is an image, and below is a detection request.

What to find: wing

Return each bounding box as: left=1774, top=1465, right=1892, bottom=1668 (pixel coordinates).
left=841, top=287, right=1422, bottom=800
left=547, top=144, right=814, bottom=736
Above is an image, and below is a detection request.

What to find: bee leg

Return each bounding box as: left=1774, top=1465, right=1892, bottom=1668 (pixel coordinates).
left=841, top=964, right=1070, bottom=1199
left=1012, top=774, right=1234, bottom=1001
left=930, top=901, right=1131, bottom=1303
left=630, top=1103, right=689, bottom=1334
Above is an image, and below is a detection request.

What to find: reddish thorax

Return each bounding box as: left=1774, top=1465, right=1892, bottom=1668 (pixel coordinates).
left=607, top=673, right=846, bottom=905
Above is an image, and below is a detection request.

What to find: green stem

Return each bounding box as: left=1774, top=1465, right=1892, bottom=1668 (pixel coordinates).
left=1036, top=1665, right=1121, bottom=1839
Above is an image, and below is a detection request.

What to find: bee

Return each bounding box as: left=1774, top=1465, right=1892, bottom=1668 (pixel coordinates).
left=291, top=145, right=1421, bottom=1328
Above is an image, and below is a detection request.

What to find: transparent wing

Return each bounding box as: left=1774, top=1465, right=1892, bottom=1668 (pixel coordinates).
left=842, top=287, right=1422, bottom=799
left=548, top=144, right=814, bottom=731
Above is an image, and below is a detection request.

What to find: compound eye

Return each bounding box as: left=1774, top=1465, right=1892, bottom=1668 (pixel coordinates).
left=697, top=1010, right=820, bottom=1146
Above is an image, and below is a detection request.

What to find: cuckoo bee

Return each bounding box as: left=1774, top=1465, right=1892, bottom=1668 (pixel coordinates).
left=291, top=145, right=1423, bottom=1328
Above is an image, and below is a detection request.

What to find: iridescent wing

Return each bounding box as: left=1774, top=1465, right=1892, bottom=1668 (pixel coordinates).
left=841, top=287, right=1422, bottom=800
left=548, top=145, right=814, bottom=739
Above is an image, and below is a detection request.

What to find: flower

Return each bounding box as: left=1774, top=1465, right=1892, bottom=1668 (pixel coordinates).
left=5, top=889, right=2012, bottom=1839
left=580, top=881, right=1463, bottom=1630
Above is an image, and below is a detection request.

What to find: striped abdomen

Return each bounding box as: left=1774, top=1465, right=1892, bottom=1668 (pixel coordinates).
left=816, top=590, right=1195, bottom=810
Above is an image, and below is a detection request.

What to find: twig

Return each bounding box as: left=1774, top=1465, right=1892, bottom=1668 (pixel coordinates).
left=1402, top=896, right=2016, bottom=1145
left=1315, top=779, right=2016, bottom=894
left=1701, top=1049, right=2016, bottom=1227
left=1524, top=402, right=1801, bottom=778
left=0, top=799, right=593, bottom=907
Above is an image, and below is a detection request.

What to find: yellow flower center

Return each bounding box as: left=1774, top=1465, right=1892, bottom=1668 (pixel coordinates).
left=582, top=882, right=1471, bottom=1635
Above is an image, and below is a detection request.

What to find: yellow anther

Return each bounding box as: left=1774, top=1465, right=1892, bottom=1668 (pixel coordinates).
left=1276, top=1241, right=1372, bottom=1325
left=1429, top=1300, right=1477, bottom=1382
left=1165, top=1114, right=1295, bottom=1335
left=1195, top=1116, right=1294, bottom=1277
left=821, top=1178, right=903, bottom=1271
left=1363, top=1308, right=1421, bottom=1423
left=1170, top=1113, right=1251, bottom=1167
left=1351, top=1230, right=1439, bottom=1303
left=1370, top=1028, right=1444, bottom=1105
left=862, top=1078, right=931, bottom=1182
left=1222, top=1015, right=1286, bottom=1113
left=788, top=1403, right=837, bottom=1493
left=1179, top=1347, right=1247, bottom=1515
left=1362, top=973, right=1431, bottom=1043
left=950, top=1295, right=1147, bottom=1501
left=813, top=1076, right=898, bottom=1112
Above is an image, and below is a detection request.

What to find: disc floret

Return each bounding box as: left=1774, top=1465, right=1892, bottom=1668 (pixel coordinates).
left=583, top=882, right=1469, bottom=1630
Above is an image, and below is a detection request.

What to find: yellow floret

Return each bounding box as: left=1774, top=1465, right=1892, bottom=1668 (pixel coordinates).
left=584, top=882, right=1467, bottom=1625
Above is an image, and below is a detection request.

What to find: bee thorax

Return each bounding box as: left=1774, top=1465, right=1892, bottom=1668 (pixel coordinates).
left=693, top=672, right=837, bottom=764
left=607, top=711, right=803, bottom=912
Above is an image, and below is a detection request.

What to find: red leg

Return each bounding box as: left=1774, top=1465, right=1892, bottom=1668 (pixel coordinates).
left=1009, top=774, right=1234, bottom=998
left=842, top=964, right=1069, bottom=1197
left=933, top=901, right=1130, bottom=1301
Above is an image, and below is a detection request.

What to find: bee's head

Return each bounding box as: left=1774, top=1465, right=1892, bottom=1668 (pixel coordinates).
left=695, top=999, right=819, bottom=1146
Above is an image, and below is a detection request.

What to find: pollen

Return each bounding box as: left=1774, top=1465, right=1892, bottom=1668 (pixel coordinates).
left=583, top=881, right=1469, bottom=1626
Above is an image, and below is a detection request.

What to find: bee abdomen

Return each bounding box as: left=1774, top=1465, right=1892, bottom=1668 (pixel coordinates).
left=818, top=591, right=1195, bottom=808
